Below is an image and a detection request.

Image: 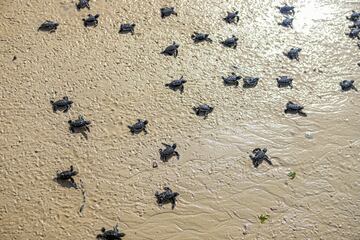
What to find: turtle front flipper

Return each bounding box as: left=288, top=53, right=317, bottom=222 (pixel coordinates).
left=352, top=85, right=358, bottom=91
left=171, top=198, right=176, bottom=209
left=174, top=151, right=180, bottom=160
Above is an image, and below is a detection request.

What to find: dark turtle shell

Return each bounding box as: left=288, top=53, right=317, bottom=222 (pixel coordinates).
left=77, top=0, right=90, bottom=10
left=38, top=21, right=59, bottom=32
left=56, top=166, right=78, bottom=180
left=160, top=7, right=177, bottom=18
left=286, top=101, right=303, bottom=111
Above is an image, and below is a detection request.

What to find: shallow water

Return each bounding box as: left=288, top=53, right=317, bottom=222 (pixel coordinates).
left=1, top=0, right=360, bottom=239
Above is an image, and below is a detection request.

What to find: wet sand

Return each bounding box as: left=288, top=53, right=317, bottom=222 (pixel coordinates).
left=1, top=0, right=360, bottom=239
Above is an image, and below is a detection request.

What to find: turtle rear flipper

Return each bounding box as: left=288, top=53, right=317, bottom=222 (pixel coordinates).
left=298, top=111, right=307, bottom=117
left=352, top=86, right=358, bottom=91
left=264, top=157, right=273, bottom=166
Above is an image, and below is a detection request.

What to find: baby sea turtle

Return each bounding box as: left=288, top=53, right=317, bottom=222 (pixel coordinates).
left=165, top=76, right=187, bottom=93
left=349, top=19, right=360, bottom=28
left=50, top=96, right=73, bottom=113
left=119, top=23, right=136, bottom=35
left=128, top=119, right=148, bottom=134
left=155, top=187, right=179, bottom=209
left=340, top=80, right=358, bottom=91
left=285, top=47, right=302, bottom=61
left=68, top=115, right=91, bottom=133
left=221, top=35, right=238, bottom=49
left=83, top=14, right=99, bottom=27
left=38, top=20, right=59, bottom=33
left=284, top=101, right=307, bottom=116
left=346, top=28, right=360, bottom=39
left=193, top=104, right=214, bottom=119
left=159, top=143, right=180, bottom=161
left=97, top=224, right=125, bottom=240
left=191, top=32, right=212, bottom=43
left=243, top=77, right=260, bottom=88
left=223, top=11, right=240, bottom=24
left=278, top=17, right=294, bottom=28
left=276, top=76, right=293, bottom=88
left=347, top=11, right=360, bottom=21
left=222, top=73, right=241, bottom=87
left=161, top=42, right=179, bottom=57
left=249, top=148, right=272, bottom=168
left=161, top=7, right=177, bottom=18
left=56, top=165, right=78, bottom=184
left=76, top=0, right=90, bottom=10
left=277, top=4, right=295, bottom=15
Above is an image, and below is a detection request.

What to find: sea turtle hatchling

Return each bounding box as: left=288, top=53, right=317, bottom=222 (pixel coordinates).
left=277, top=4, right=295, bottom=15
left=340, top=80, right=358, bottom=91
left=50, top=96, right=73, bottom=113
left=160, top=7, right=177, bottom=18
left=284, top=101, right=307, bottom=116
left=223, top=11, right=240, bottom=24
left=161, top=42, right=180, bottom=57
left=76, top=0, right=90, bottom=10
left=119, top=23, right=136, bottom=34
left=159, top=143, right=180, bottom=161
left=68, top=115, right=91, bottom=133
left=276, top=76, right=293, bottom=88
left=83, top=14, right=99, bottom=27
left=55, top=165, right=78, bottom=185
left=346, top=28, right=360, bottom=39
left=243, top=77, right=260, bottom=88
left=221, top=35, right=238, bottom=49
left=38, top=20, right=59, bottom=33
left=249, top=148, right=272, bottom=168
left=285, top=47, right=302, bottom=61
left=155, top=187, right=179, bottom=209
left=278, top=17, right=294, bottom=28
left=96, top=224, right=125, bottom=240
left=222, top=73, right=241, bottom=87
left=191, top=32, right=212, bottom=43
left=349, top=19, right=360, bottom=28
left=165, top=76, right=187, bottom=93
left=347, top=11, right=360, bottom=21
left=193, top=104, right=214, bottom=119
left=128, top=119, right=148, bottom=134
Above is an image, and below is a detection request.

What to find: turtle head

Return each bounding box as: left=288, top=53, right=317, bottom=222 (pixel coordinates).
left=101, top=227, right=106, bottom=233
left=172, top=144, right=177, bottom=149
left=143, top=120, right=149, bottom=125
left=263, top=148, right=267, bottom=153
left=95, top=14, right=100, bottom=18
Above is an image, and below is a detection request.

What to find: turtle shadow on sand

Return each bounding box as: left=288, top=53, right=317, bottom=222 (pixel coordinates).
left=53, top=178, right=78, bottom=189
left=70, top=128, right=89, bottom=140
